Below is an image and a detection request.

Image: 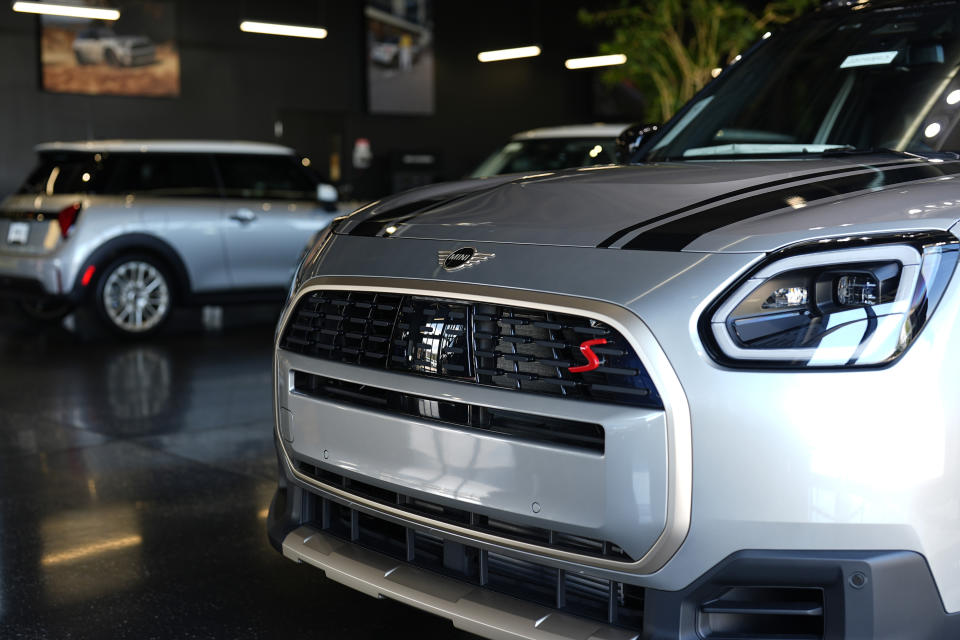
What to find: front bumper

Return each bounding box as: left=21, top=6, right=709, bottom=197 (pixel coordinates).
left=270, top=485, right=960, bottom=640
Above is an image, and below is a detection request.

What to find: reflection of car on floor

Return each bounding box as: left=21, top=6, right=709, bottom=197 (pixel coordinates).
left=470, top=123, right=628, bottom=177
left=0, top=140, right=340, bottom=335
left=72, top=27, right=156, bottom=67
left=270, top=1, right=960, bottom=638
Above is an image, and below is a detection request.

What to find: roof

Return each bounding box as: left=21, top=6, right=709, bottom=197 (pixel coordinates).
left=511, top=123, right=630, bottom=140
left=34, top=140, right=296, bottom=155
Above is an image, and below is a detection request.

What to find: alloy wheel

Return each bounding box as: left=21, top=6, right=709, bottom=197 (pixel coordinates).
left=102, top=260, right=171, bottom=333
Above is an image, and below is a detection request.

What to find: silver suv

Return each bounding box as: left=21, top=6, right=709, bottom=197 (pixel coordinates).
left=0, top=140, right=338, bottom=334
left=269, top=2, right=960, bottom=639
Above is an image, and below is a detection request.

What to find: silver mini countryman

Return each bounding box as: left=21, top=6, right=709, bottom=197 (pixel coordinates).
left=269, top=2, right=960, bottom=639
left=0, top=140, right=338, bottom=334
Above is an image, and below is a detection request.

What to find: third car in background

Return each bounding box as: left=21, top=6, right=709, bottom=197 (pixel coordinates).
left=470, top=123, right=627, bottom=178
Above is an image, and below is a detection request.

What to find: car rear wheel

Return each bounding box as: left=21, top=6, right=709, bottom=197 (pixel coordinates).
left=74, top=50, right=90, bottom=65
left=104, top=49, right=120, bottom=66
left=96, top=256, right=173, bottom=336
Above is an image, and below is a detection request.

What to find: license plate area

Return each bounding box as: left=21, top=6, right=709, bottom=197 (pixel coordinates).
left=6, top=222, right=29, bottom=245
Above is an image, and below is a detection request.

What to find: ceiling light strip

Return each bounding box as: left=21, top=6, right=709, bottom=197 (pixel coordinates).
left=12, top=1, right=120, bottom=20
left=477, top=46, right=541, bottom=63
left=564, top=54, right=627, bottom=70
left=240, top=20, right=328, bottom=39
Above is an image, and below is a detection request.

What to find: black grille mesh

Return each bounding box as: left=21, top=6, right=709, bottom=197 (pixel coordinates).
left=281, top=290, right=662, bottom=409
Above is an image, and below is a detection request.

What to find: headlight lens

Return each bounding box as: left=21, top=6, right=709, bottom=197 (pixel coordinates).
left=708, top=236, right=959, bottom=367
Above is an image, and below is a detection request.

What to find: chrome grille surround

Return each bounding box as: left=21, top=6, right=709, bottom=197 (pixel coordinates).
left=274, top=276, right=692, bottom=576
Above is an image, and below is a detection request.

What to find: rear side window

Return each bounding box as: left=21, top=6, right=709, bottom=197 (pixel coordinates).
left=17, top=152, right=103, bottom=195
left=102, top=153, right=221, bottom=197
left=215, top=154, right=317, bottom=200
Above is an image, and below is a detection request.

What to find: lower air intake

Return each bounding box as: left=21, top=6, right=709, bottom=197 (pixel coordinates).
left=306, top=492, right=645, bottom=632
left=698, top=586, right=825, bottom=639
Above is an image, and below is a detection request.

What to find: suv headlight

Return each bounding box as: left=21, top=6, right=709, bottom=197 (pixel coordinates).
left=705, top=233, right=959, bottom=367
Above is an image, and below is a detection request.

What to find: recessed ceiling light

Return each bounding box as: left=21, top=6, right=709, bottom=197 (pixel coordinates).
left=13, top=1, right=119, bottom=20
left=564, top=54, right=627, bottom=70
left=240, top=21, right=327, bottom=39
left=477, top=46, right=541, bottom=62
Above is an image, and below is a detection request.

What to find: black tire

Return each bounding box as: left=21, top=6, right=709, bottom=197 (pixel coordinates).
left=94, top=254, right=175, bottom=337
left=17, top=298, right=74, bottom=323
left=104, top=48, right=120, bottom=67
left=74, top=50, right=89, bottom=65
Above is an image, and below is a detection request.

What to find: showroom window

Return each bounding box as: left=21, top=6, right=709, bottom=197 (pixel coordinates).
left=215, top=154, right=317, bottom=201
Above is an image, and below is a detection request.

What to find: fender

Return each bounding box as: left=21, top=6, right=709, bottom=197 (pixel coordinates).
left=69, top=233, right=192, bottom=302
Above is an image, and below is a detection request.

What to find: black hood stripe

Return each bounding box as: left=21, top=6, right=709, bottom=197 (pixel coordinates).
left=619, top=161, right=960, bottom=251
left=597, top=160, right=917, bottom=249
left=348, top=198, right=450, bottom=237
left=346, top=181, right=512, bottom=238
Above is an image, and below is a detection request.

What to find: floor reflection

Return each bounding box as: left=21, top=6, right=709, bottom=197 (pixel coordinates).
left=41, top=505, right=144, bottom=603
left=0, top=305, right=478, bottom=638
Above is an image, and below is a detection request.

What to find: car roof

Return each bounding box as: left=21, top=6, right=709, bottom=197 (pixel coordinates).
left=510, top=123, right=630, bottom=140
left=34, top=140, right=296, bottom=155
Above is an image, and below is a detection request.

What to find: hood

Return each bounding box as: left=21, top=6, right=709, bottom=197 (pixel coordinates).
left=339, top=156, right=960, bottom=253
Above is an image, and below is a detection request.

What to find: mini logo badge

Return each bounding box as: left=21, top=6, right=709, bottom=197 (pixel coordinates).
left=438, top=247, right=495, bottom=271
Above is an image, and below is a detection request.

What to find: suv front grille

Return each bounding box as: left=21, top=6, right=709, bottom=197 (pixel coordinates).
left=281, top=290, right=662, bottom=409
left=307, top=491, right=645, bottom=631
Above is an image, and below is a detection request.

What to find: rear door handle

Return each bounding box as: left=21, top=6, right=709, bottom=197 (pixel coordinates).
left=230, top=209, right=257, bottom=224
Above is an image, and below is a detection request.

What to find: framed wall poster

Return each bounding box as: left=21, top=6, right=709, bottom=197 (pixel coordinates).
left=40, top=1, right=180, bottom=97
left=365, top=0, right=434, bottom=115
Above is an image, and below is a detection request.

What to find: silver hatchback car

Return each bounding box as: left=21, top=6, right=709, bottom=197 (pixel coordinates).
left=270, top=2, right=960, bottom=639
left=0, top=140, right=338, bottom=334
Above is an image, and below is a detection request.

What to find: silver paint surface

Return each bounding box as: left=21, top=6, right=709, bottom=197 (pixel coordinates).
left=283, top=202, right=960, bottom=612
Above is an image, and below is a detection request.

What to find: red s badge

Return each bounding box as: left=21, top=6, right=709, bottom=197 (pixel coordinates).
left=569, top=338, right=608, bottom=373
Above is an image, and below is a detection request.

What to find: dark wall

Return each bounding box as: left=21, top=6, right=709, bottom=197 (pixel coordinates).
left=0, top=0, right=613, bottom=199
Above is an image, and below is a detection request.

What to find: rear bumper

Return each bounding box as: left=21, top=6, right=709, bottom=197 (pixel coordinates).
left=271, top=487, right=960, bottom=640
left=0, top=253, right=63, bottom=298
left=0, top=275, right=49, bottom=299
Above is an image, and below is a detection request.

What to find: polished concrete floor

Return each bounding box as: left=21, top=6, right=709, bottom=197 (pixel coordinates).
left=0, top=303, right=476, bottom=639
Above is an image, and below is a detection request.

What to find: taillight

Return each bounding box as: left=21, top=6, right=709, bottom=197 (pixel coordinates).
left=57, top=202, right=82, bottom=239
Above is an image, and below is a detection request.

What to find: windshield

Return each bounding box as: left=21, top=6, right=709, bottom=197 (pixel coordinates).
left=648, top=3, right=960, bottom=161
left=471, top=138, right=616, bottom=177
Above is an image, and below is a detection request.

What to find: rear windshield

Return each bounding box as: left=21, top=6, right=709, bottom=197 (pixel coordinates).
left=17, top=152, right=103, bottom=195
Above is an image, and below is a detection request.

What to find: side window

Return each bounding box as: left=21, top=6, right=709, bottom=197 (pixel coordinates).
left=103, top=154, right=221, bottom=197
left=215, top=154, right=317, bottom=201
